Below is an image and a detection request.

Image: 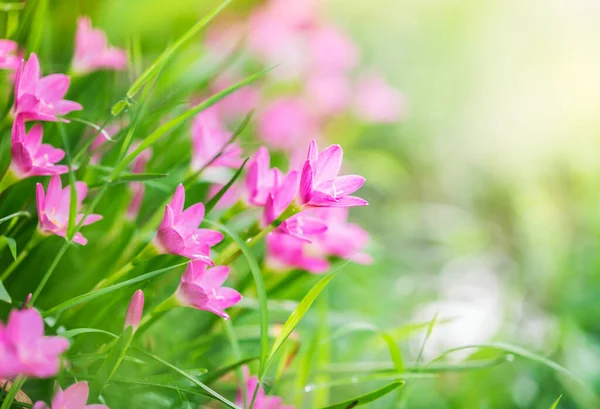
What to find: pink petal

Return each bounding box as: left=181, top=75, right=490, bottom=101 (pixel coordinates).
left=19, top=53, right=40, bottom=96
left=170, top=184, right=185, bottom=217
left=77, top=214, right=103, bottom=226
left=330, top=175, right=365, bottom=197
left=156, top=227, right=185, bottom=255
left=306, top=140, right=318, bottom=162
left=62, top=381, right=89, bottom=409
left=299, top=160, right=314, bottom=205
left=54, top=100, right=83, bottom=115
left=195, top=265, right=230, bottom=289
left=314, top=144, right=342, bottom=183
left=72, top=232, right=88, bottom=245
left=177, top=282, right=209, bottom=308
left=29, top=165, right=69, bottom=177
left=36, top=144, right=66, bottom=164
left=11, top=142, right=33, bottom=175
left=193, top=228, right=224, bottom=246
left=11, top=115, right=26, bottom=143
left=45, top=174, right=63, bottom=213
left=36, top=183, right=46, bottom=222
left=159, top=204, right=175, bottom=230
left=36, top=74, right=69, bottom=102
left=180, top=202, right=205, bottom=230
left=33, top=402, right=50, bottom=409
left=25, top=124, right=44, bottom=151
left=329, top=195, right=368, bottom=208
left=6, top=308, right=44, bottom=349
left=213, top=287, right=242, bottom=308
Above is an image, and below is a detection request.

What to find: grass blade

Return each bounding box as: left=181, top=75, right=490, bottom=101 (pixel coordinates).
left=42, top=260, right=189, bottom=317
left=0, top=280, right=11, bottom=304
left=205, top=158, right=248, bottom=214
left=114, top=68, right=270, bottom=176
left=550, top=395, right=562, bottom=409
left=1, top=236, right=17, bottom=260
left=0, top=211, right=30, bottom=226
left=204, top=220, right=269, bottom=377
left=319, top=381, right=404, bottom=409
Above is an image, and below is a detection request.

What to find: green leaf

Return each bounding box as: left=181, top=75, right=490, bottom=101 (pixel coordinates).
left=265, top=263, right=347, bottom=377
left=89, top=326, right=135, bottom=401
left=114, top=68, right=270, bottom=176
left=0, top=2, right=25, bottom=11
left=200, top=356, right=258, bottom=385
left=319, top=381, right=404, bottom=409
left=42, top=260, right=189, bottom=317
left=205, top=158, right=249, bottom=214
left=204, top=220, right=269, bottom=377
left=0, top=211, right=30, bottom=226
left=133, top=347, right=242, bottom=409
left=119, top=0, right=233, bottom=104
left=107, top=377, right=212, bottom=399
left=550, top=395, right=562, bottom=409
left=0, top=280, right=11, bottom=304
left=1, top=236, right=17, bottom=260
left=435, top=342, right=582, bottom=384
left=88, top=172, right=169, bottom=188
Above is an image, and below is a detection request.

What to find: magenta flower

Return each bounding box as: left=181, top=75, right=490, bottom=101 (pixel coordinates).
left=0, top=39, right=19, bottom=70
left=257, top=98, right=319, bottom=151
left=299, top=140, right=367, bottom=208
left=191, top=112, right=243, bottom=173
left=266, top=233, right=329, bottom=274
left=36, top=175, right=103, bottom=245
left=12, top=53, right=82, bottom=121
left=0, top=308, right=69, bottom=378
left=154, top=184, right=223, bottom=263
left=245, top=147, right=281, bottom=207
left=175, top=261, right=241, bottom=319
left=354, top=72, right=405, bottom=123
left=237, top=368, right=294, bottom=409
left=126, top=145, right=152, bottom=220
left=124, top=290, right=144, bottom=331
left=10, top=115, right=68, bottom=179
left=72, top=16, right=127, bottom=75
left=33, top=381, right=109, bottom=409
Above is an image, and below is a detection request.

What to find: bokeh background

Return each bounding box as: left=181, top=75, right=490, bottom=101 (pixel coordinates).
left=3, top=0, right=600, bottom=408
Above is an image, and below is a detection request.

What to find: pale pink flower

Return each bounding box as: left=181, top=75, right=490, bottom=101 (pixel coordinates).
left=204, top=21, right=245, bottom=59
left=268, top=0, right=319, bottom=29
left=307, top=207, right=372, bottom=264
left=33, top=381, right=109, bottom=409
left=0, top=308, right=69, bottom=378
left=36, top=175, right=102, bottom=245
left=237, top=367, right=294, bottom=409
left=191, top=111, right=243, bottom=173
left=305, top=71, right=351, bottom=116
left=257, top=98, right=319, bottom=151
left=211, top=71, right=260, bottom=121
left=207, top=181, right=243, bottom=211
left=299, top=141, right=367, bottom=208
left=245, top=147, right=280, bottom=207
left=124, top=290, right=144, bottom=331
left=10, top=115, right=68, bottom=178
left=308, top=25, right=358, bottom=74
left=154, top=184, right=223, bottom=263
left=0, top=39, right=19, bottom=70
left=354, top=72, right=405, bottom=123
left=266, top=233, right=328, bottom=274
left=72, top=16, right=127, bottom=74
left=125, top=145, right=152, bottom=220
left=12, top=53, right=82, bottom=121
left=175, top=261, right=241, bottom=319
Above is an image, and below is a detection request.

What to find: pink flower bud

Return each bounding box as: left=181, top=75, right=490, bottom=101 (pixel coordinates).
left=124, top=290, right=144, bottom=331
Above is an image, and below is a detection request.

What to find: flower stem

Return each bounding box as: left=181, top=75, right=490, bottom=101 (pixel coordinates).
left=0, top=168, right=19, bottom=195
left=0, top=230, right=45, bottom=281
left=93, top=241, right=159, bottom=290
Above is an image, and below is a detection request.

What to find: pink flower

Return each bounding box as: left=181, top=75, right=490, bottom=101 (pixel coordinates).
left=126, top=146, right=152, bottom=220
left=307, top=207, right=372, bottom=264
left=266, top=233, right=329, bottom=274
left=10, top=115, right=68, bottom=178
left=245, top=147, right=280, bottom=207
left=354, top=73, right=405, bottom=123
left=237, top=368, right=294, bottom=409
left=211, top=71, right=260, bottom=121
left=175, top=261, right=241, bottom=319
left=191, top=111, right=243, bottom=173
left=154, top=184, right=223, bottom=263
left=0, top=39, right=19, bottom=70
left=257, top=98, right=319, bottom=151
left=36, top=175, right=102, bottom=245
left=0, top=308, right=69, bottom=378
left=299, top=141, right=367, bottom=208
left=72, top=16, right=127, bottom=74
left=308, top=25, right=358, bottom=74
left=124, top=290, right=144, bottom=331
left=305, top=71, right=351, bottom=116
left=12, top=53, right=82, bottom=122
left=207, top=181, right=243, bottom=211
left=33, top=381, right=109, bottom=409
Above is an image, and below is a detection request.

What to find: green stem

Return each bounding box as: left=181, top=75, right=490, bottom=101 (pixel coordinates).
left=0, top=168, right=19, bottom=195
left=94, top=241, right=159, bottom=290
left=0, top=230, right=45, bottom=281
left=136, top=294, right=180, bottom=335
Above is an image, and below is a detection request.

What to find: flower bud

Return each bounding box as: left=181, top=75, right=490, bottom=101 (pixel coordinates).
left=124, top=290, right=144, bottom=331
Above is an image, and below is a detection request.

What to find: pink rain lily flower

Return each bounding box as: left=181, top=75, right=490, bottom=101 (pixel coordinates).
left=266, top=232, right=329, bottom=274
left=305, top=71, right=351, bottom=117
left=191, top=111, right=243, bottom=173
left=245, top=147, right=281, bottom=207
left=175, top=261, right=241, bottom=319
left=299, top=140, right=367, bottom=208
left=257, top=98, right=319, bottom=151
left=0, top=39, right=19, bottom=70
left=237, top=368, right=294, bottom=409
left=72, top=16, right=127, bottom=74
left=36, top=175, right=103, bottom=245
left=12, top=53, right=82, bottom=121
left=354, top=72, right=406, bottom=123
left=0, top=308, right=69, bottom=378
left=308, top=25, right=358, bottom=74
left=10, top=115, right=68, bottom=178
left=154, top=184, right=223, bottom=263
left=33, top=381, right=109, bottom=409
